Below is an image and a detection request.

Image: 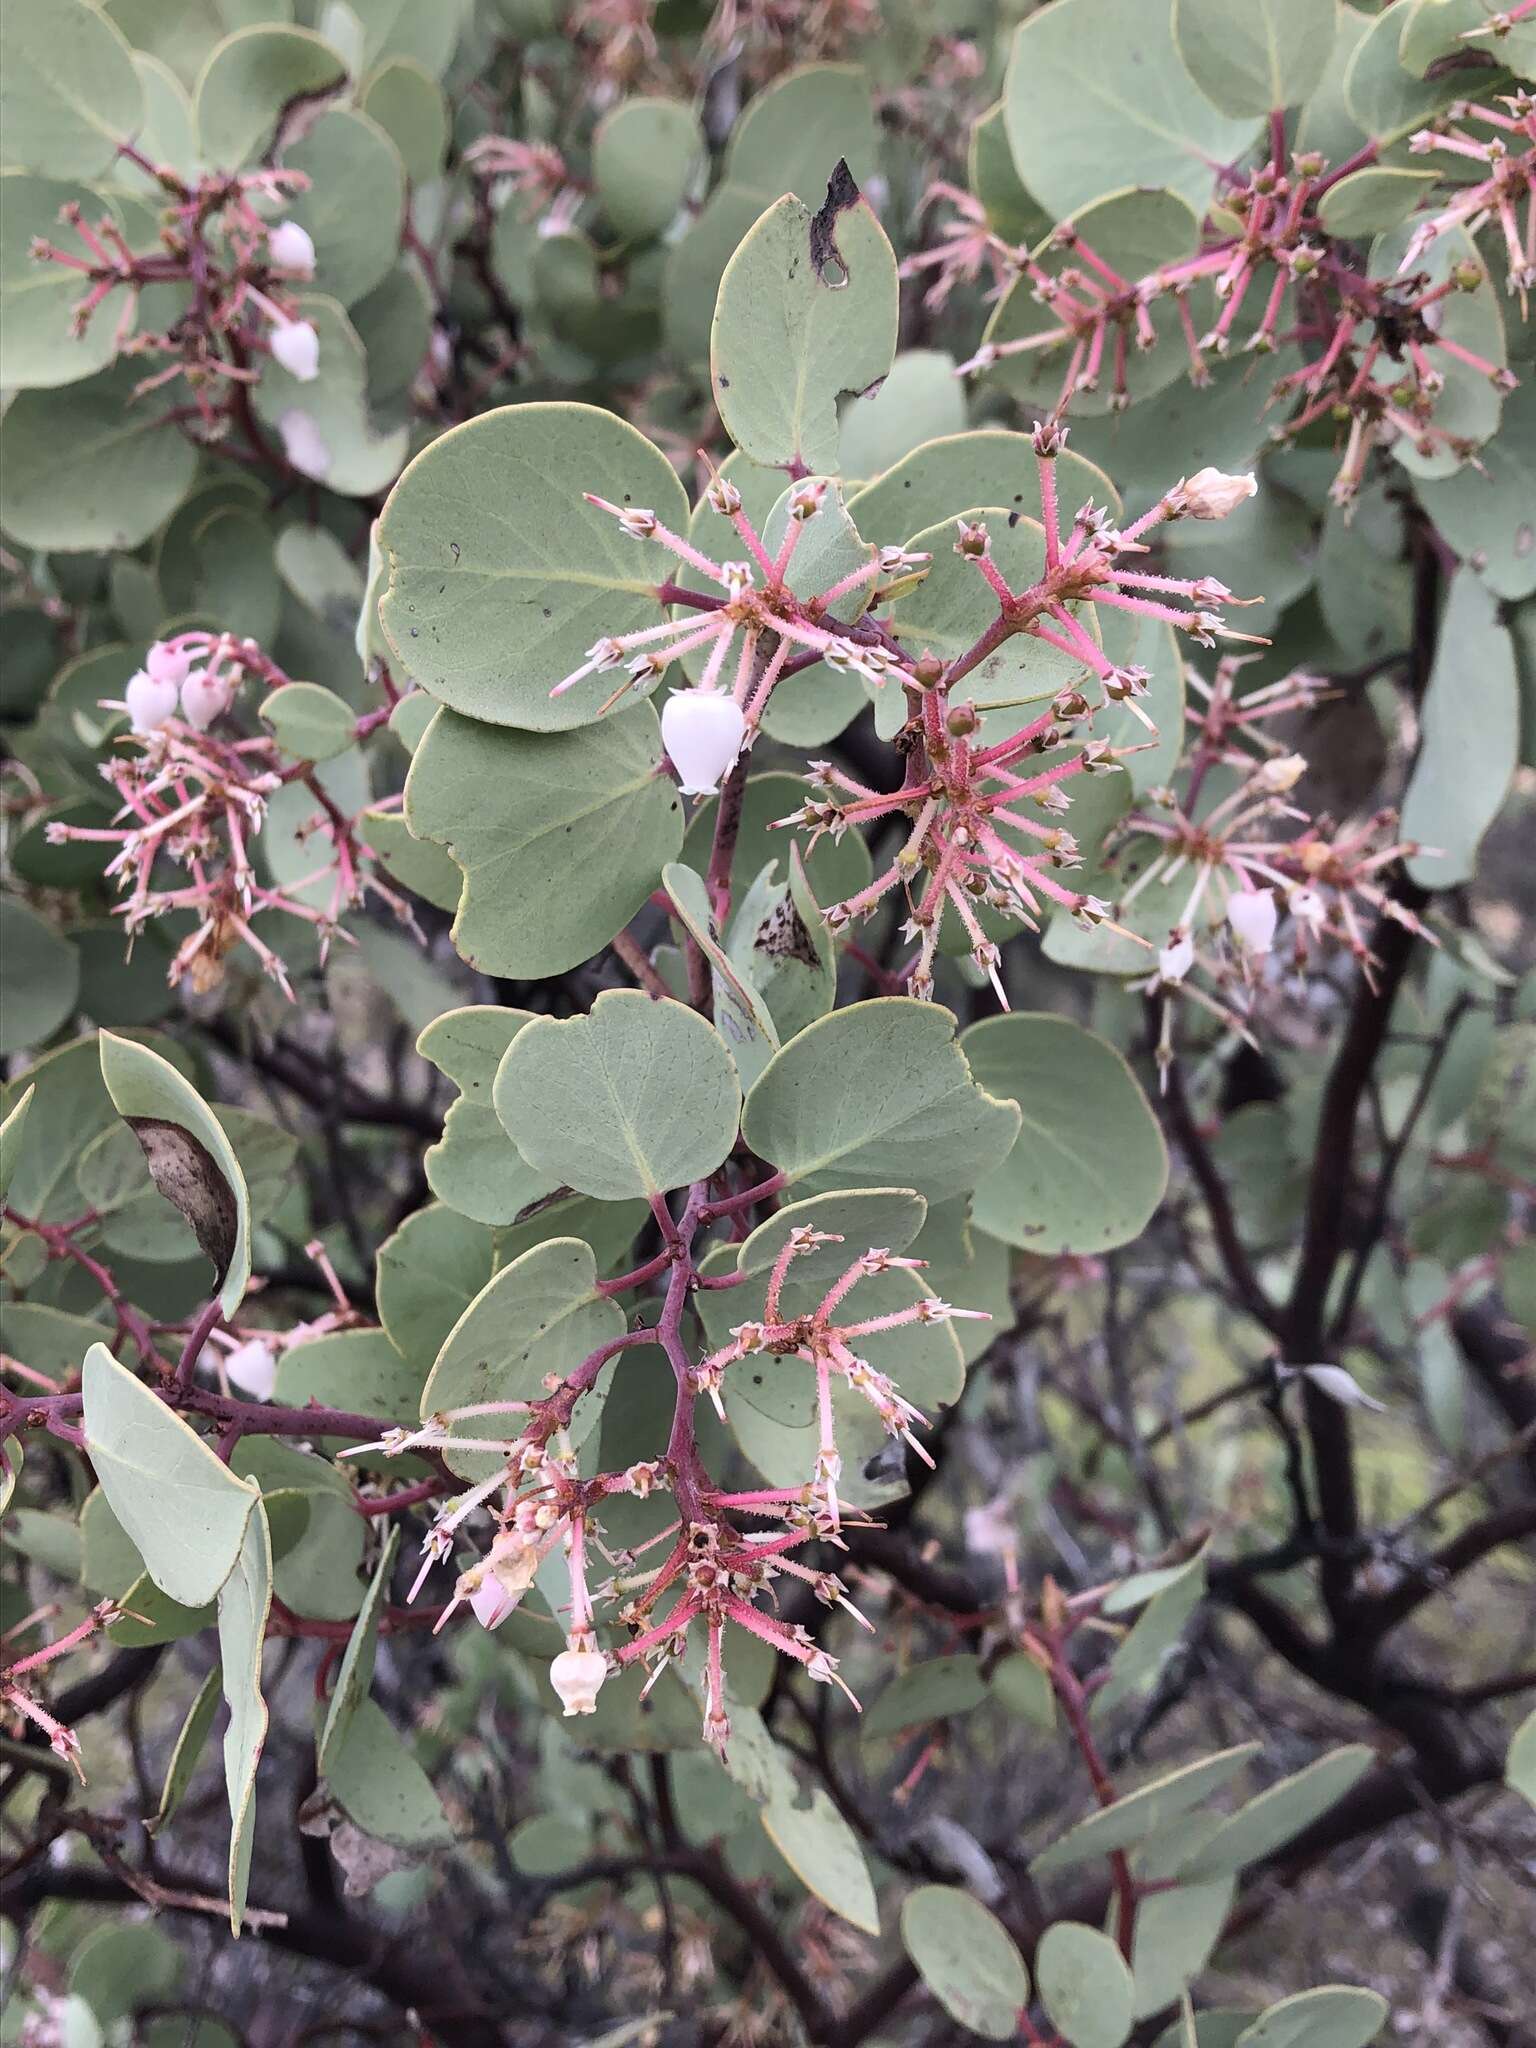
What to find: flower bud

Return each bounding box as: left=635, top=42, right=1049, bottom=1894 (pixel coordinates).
left=180, top=668, right=231, bottom=731
left=1180, top=468, right=1258, bottom=520
left=269, top=317, right=320, bottom=382
left=223, top=1338, right=277, bottom=1400
left=661, top=686, right=746, bottom=796
left=1226, top=887, right=1278, bottom=953
left=946, top=700, right=980, bottom=737
left=267, top=220, right=316, bottom=276
left=278, top=408, right=332, bottom=480
left=124, top=668, right=180, bottom=735
left=549, top=1639, right=608, bottom=1715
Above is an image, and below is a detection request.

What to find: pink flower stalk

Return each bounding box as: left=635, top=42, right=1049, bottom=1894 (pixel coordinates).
left=29, top=165, right=317, bottom=440
left=1100, top=657, right=1434, bottom=1077
left=770, top=433, right=1261, bottom=999
left=1403, top=93, right=1536, bottom=311
left=901, top=182, right=1021, bottom=311
left=44, top=633, right=415, bottom=998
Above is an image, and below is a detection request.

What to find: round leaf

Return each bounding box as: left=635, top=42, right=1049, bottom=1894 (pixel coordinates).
left=194, top=25, right=346, bottom=168
left=495, top=990, right=741, bottom=1201
left=1036, top=1921, right=1135, bottom=2048
left=743, top=999, right=1021, bottom=1207
left=0, top=900, right=79, bottom=1056
left=404, top=701, right=684, bottom=979
left=900, top=1885, right=1030, bottom=2040
left=377, top=401, right=690, bottom=730
left=0, top=0, right=144, bottom=178
left=1172, top=0, right=1339, bottom=117
left=1236, top=1989, right=1389, bottom=2048
left=593, top=95, right=702, bottom=241
left=261, top=681, right=356, bottom=762
left=960, top=1014, right=1168, bottom=1254
left=0, top=360, right=199, bottom=551
left=419, top=1237, right=627, bottom=1478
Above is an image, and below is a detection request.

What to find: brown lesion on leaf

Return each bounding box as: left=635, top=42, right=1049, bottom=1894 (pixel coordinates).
left=809, top=159, right=862, bottom=287
left=754, top=896, right=822, bottom=969
left=126, top=1117, right=238, bottom=1286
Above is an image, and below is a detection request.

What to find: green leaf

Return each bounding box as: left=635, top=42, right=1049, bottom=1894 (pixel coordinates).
left=1417, top=375, right=1536, bottom=601
left=0, top=359, right=199, bottom=551
left=377, top=401, right=690, bottom=730
left=664, top=62, right=879, bottom=368
left=990, top=1650, right=1058, bottom=1729
left=68, top=1921, right=181, bottom=2026
left=1036, top=1922, right=1135, bottom=2048
left=360, top=804, right=463, bottom=913
left=1030, top=1745, right=1261, bottom=1877
left=1343, top=5, right=1464, bottom=143
left=846, top=428, right=1120, bottom=551
left=960, top=1015, right=1168, bottom=1255
left=1092, top=1549, right=1206, bottom=1720
left=274, top=1327, right=421, bottom=1427
left=217, top=1498, right=272, bottom=1932
left=593, top=95, right=701, bottom=242
left=1177, top=1746, right=1375, bottom=1878
left=377, top=1204, right=495, bottom=1377
left=837, top=350, right=967, bottom=483
left=318, top=1524, right=399, bottom=1777
left=323, top=1694, right=454, bottom=1846
left=710, top=168, right=898, bottom=473
left=733, top=1188, right=928, bottom=1288
left=1004, top=0, right=1259, bottom=221
left=404, top=701, right=684, bottom=978
left=81, top=1342, right=258, bottom=1607
left=662, top=861, right=780, bottom=1091
left=0, top=1082, right=33, bottom=1206
left=1402, top=569, right=1519, bottom=888
left=0, top=900, right=78, bottom=1056
left=730, top=846, right=837, bottom=1047
left=1151, top=2017, right=1254, bottom=2048
left=761, top=1783, right=879, bottom=1934
left=194, top=24, right=346, bottom=168
left=1507, top=1704, right=1536, bottom=1806
left=1172, top=0, right=1338, bottom=117
left=1315, top=166, right=1438, bottom=238
left=358, top=59, right=448, bottom=187
left=742, top=998, right=1021, bottom=1207
left=900, top=1885, right=1030, bottom=2039
left=148, top=1663, right=222, bottom=1835
left=494, top=989, right=741, bottom=1201
left=1235, top=1988, right=1388, bottom=2048
left=282, top=106, right=405, bottom=308
left=261, top=680, right=357, bottom=762
left=863, top=1656, right=986, bottom=1738
left=0, top=0, right=144, bottom=178
left=1126, top=1868, right=1236, bottom=2018
left=99, top=1031, right=251, bottom=1314
left=415, top=1007, right=556, bottom=1224
left=419, top=1237, right=626, bottom=1478
left=0, top=174, right=127, bottom=389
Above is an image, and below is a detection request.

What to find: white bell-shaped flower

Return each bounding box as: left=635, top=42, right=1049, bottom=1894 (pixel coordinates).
left=267, top=220, right=316, bottom=276
left=180, top=668, right=232, bottom=731
left=124, top=668, right=180, bottom=736
left=223, top=1339, right=277, bottom=1400
left=661, top=685, right=746, bottom=796
left=1157, top=933, right=1196, bottom=984
left=1226, top=887, right=1278, bottom=954
left=470, top=1575, right=516, bottom=1630
left=277, top=409, right=332, bottom=481
left=549, top=1638, right=608, bottom=1716
left=1288, top=885, right=1327, bottom=932
left=270, top=317, right=320, bottom=382
left=144, top=638, right=196, bottom=689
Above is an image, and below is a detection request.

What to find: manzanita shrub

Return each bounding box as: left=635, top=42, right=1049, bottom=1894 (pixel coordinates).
left=1, top=0, right=1533, bottom=2042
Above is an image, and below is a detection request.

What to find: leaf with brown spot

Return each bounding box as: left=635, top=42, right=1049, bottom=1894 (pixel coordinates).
left=98, top=1032, right=251, bottom=1315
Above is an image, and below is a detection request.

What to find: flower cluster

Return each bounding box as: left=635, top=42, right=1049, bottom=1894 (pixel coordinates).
left=926, top=108, right=1529, bottom=506
left=1102, top=655, right=1433, bottom=1072
left=350, top=1230, right=983, bottom=1756
left=776, top=441, right=1264, bottom=999
left=44, top=634, right=410, bottom=997
left=33, top=159, right=323, bottom=445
